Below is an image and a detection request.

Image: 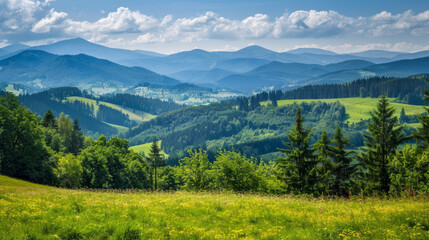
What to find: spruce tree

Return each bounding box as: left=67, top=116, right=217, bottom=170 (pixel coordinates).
left=414, top=79, right=429, bottom=149
left=42, top=109, right=57, bottom=128
left=277, top=107, right=317, bottom=194
left=70, top=119, right=84, bottom=155
left=331, top=126, right=356, bottom=196
left=360, top=95, right=405, bottom=194
left=313, top=131, right=334, bottom=195
left=148, top=141, right=164, bottom=190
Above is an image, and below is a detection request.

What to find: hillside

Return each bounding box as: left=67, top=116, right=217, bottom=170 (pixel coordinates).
left=308, top=56, right=429, bottom=84
left=216, top=57, right=429, bottom=92
left=129, top=141, right=168, bottom=157
left=18, top=87, right=182, bottom=137
left=261, top=98, right=427, bottom=123
left=280, top=75, right=429, bottom=105
left=67, top=96, right=156, bottom=123
left=0, top=174, right=427, bottom=240
left=0, top=50, right=179, bottom=92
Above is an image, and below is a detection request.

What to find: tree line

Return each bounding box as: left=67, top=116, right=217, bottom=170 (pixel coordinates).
left=278, top=74, right=429, bottom=105
left=1, top=86, right=428, bottom=196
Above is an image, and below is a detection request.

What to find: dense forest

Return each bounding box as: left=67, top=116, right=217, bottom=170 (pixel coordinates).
left=99, top=93, right=183, bottom=115
left=277, top=74, right=429, bottom=105
left=0, top=89, right=428, bottom=196
left=2, top=87, right=184, bottom=137
left=126, top=94, right=422, bottom=162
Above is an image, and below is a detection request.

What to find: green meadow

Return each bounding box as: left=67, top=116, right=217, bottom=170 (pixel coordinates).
left=67, top=96, right=156, bottom=123
left=261, top=98, right=426, bottom=123
left=0, top=175, right=427, bottom=240
left=129, top=141, right=168, bottom=157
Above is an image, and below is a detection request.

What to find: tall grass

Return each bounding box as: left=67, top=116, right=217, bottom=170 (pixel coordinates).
left=0, top=175, right=427, bottom=239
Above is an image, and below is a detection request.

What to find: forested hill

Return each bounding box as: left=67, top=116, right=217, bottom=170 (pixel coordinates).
left=280, top=74, right=429, bottom=105
left=16, top=87, right=184, bottom=136
left=125, top=101, right=349, bottom=162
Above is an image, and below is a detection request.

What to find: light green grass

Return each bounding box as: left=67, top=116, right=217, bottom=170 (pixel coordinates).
left=0, top=175, right=428, bottom=239
left=262, top=98, right=426, bottom=123
left=105, top=122, right=129, bottom=134
left=129, top=141, right=168, bottom=157
left=67, top=97, right=156, bottom=123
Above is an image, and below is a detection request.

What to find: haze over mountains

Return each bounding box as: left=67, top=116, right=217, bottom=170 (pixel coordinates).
left=0, top=50, right=178, bottom=91
left=1, top=38, right=429, bottom=94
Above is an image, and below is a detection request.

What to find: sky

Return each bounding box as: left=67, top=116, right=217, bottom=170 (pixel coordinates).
left=1, top=0, right=429, bottom=54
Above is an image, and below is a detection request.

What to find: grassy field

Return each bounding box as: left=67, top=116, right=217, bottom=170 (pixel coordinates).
left=67, top=97, right=156, bottom=123
left=261, top=98, right=427, bottom=123
left=0, top=175, right=428, bottom=240
left=129, top=141, right=168, bottom=157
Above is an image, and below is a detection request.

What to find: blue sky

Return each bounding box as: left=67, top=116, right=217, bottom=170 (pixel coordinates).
left=1, top=0, right=429, bottom=53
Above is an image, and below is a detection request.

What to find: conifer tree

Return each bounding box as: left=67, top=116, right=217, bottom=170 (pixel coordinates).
left=148, top=141, right=164, bottom=190
left=277, top=107, right=318, bottom=194
left=331, top=126, right=356, bottom=196
left=70, top=119, right=84, bottom=155
left=360, top=95, right=405, bottom=194
left=414, top=79, right=429, bottom=149
left=313, top=131, right=334, bottom=194
left=42, top=109, right=57, bottom=129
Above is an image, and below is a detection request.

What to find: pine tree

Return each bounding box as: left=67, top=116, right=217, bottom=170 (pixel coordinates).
left=359, top=95, right=405, bottom=194
left=148, top=141, right=164, bottom=190
left=277, top=107, right=318, bottom=194
left=313, top=131, right=334, bottom=195
left=331, top=126, right=356, bottom=196
left=70, top=119, right=84, bottom=155
left=42, top=109, right=57, bottom=129
left=399, top=108, right=407, bottom=124
left=414, top=79, right=429, bottom=149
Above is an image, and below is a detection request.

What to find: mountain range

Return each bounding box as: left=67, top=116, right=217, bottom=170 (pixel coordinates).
left=1, top=38, right=429, bottom=94
left=0, top=50, right=178, bottom=91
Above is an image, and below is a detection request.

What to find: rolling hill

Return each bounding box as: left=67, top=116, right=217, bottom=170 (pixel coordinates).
left=308, top=56, right=429, bottom=84
left=0, top=50, right=179, bottom=91
left=261, top=98, right=427, bottom=123
left=0, top=38, right=164, bottom=65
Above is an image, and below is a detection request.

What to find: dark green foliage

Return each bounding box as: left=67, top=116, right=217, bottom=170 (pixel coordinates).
left=313, top=131, right=334, bottom=194
left=212, top=150, right=261, bottom=192
left=359, top=95, right=406, bottom=194
left=42, top=109, right=57, bottom=128
left=147, top=141, right=165, bottom=190
left=0, top=93, right=55, bottom=184
left=179, top=149, right=211, bottom=190
left=98, top=93, right=183, bottom=115
left=280, top=75, right=429, bottom=105
left=389, top=146, right=429, bottom=195
left=20, top=88, right=116, bottom=136
left=128, top=101, right=346, bottom=158
left=413, top=79, right=429, bottom=148
left=330, top=126, right=356, bottom=196
left=277, top=107, right=318, bottom=194
left=68, top=119, right=84, bottom=155
left=80, top=135, right=151, bottom=189
left=96, top=105, right=136, bottom=127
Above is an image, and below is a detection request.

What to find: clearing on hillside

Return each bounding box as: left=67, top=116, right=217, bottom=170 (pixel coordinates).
left=262, top=97, right=426, bottom=123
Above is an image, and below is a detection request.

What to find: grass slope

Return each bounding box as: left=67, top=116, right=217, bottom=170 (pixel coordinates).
left=262, top=97, right=426, bottom=123
left=129, top=141, right=168, bottom=157
left=0, top=175, right=428, bottom=239
left=67, top=96, right=156, bottom=123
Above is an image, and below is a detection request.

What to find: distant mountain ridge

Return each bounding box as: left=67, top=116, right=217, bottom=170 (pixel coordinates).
left=0, top=50, right=179, bottom=91
left=215, top=56, right=429, bottom=92
left=2, top=38, right=429, bottom=94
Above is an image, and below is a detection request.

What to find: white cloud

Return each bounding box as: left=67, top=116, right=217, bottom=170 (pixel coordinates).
left=32, top=9, right=67, bottom=33
left=1, top=3, right=429, bottom=53
left=0, top=0, right=53, bottom=31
